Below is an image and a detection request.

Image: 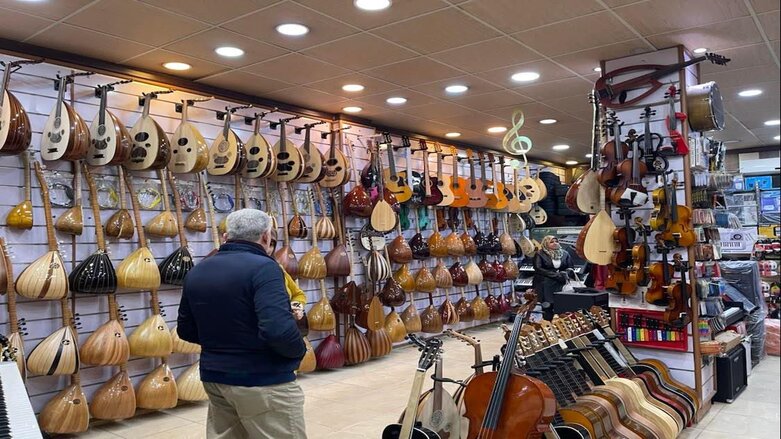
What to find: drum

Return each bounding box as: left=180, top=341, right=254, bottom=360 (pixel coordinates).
left=687, top=81, right=725, bottom=132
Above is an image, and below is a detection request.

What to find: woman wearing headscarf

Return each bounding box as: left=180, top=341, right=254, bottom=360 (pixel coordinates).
left=532, top=235, right=573, bottom=321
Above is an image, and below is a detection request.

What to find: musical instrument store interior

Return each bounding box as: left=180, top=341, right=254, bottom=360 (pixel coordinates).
left=0, top=1, right=778, bottom=438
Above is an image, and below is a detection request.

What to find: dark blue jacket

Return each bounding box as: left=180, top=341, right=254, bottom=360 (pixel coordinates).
left=177, top=240, right=305, bottom=387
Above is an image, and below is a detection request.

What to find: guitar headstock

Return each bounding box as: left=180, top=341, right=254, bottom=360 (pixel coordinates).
left=705, top=53, right=730, bottom=65
left=551, top=316, right=572, bottom=340
left=538, top=320, right=560, bottom=345
left=523, top=325, right=544, bottom=353
left=531, top=324, right=551, bottom=349
left=407, top=334, right=443, bottom=371
left=465, top=149, right=474, bottom=162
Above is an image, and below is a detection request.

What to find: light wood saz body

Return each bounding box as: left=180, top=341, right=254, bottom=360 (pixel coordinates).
left=90, top=367, right=136, bottom=420
left=1, top=239, right=26, bottom=378
left=177, top=361, right=208, bottom=401
left=126, top=94, right=171, bottom=170
left=582, top=189, right=616, bottom=265
left=38, top=378, right=90, bottom=434
left=242, top=113, right=276, bottom=178
left=117, top=171, right=161, bottom=291
left=170, top=100, right=209, bottom=174
left=136, top=361, right=178, bottom=410
left=17, top=161, right=69, bottom=300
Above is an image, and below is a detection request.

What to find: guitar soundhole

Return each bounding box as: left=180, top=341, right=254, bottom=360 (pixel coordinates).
left=249, top=146, right=260, bottom=155
left=177, top=137, right=188, bottom=146
left=135, top=132, right=149, bottom=142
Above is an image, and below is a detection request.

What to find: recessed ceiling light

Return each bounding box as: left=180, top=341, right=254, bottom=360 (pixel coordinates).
left=585, top=153, right=593, bottom=158
left=539, top=119, right=557, bottom=125
left=765, top=119, right=780, bottom=126
left=342, top=84, right=365, bottom=92
left=511, top=71, right=540, bottom=82
left=215, top=46, right=244, bottom=57
left=276, top=23, right=309, bottom=36
left=445, top=84, right=468, bottom=94
left=386, top=97, right=407, bottom=105
left=552, top=144, right=570, bottom=151
left=593, top=67, right=602, bottom=72
left=738, top=89, right=762, bottom=97
left=342, top=106, right=362, bottom=113
left=445, top=132, right=461, bottom=138
left=774, top=135, right=780, bottom=141
left=162, top=62, right=191, bottom=71
left=354, top=0, right=391, bottom=10
left=693, top=47, right=708, bottom=54
left=565, top=160, right=579, bottom=165
left=487, top=126, right=507, bottom=133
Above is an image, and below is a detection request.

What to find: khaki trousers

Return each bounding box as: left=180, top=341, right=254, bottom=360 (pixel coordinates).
left=203, top=381, right=307, bottom=439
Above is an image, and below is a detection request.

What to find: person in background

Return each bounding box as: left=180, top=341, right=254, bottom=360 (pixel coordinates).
left=268, top=229, right=307, bottom=319
left=532, top=235, right=573, bottom=321
left=177, top=209, right=307, bottom=439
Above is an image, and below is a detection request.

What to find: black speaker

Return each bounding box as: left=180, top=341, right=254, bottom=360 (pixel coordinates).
left=713, top=344, right=748, bottom=403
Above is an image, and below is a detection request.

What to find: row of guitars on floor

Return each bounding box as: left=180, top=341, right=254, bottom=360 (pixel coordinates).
left=384, top=305, right=700, bottom=439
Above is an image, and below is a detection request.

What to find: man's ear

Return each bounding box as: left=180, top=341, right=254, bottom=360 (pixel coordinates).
left=222, top=232, right=228, bottom=243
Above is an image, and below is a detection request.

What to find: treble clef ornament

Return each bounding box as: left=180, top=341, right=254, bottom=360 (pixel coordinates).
left=501, top=109, right=533, bottom=155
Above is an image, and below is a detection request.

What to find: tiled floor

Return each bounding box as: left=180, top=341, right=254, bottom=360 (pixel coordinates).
left=66, top=324, right=781, bottom=439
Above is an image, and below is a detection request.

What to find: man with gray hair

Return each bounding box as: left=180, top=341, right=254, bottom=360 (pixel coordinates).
left=177, top=209, right=307, bottom=439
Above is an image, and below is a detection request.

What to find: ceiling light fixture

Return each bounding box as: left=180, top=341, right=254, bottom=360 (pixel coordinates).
left=215, top=46, right=244, bottom=57
left=738, top=89, right=762, bottom=97
left=445, top=84, right=468, bottom=94
left=445, top=132, right=461, bottom=138
left=342, top=106, right=363, bottom=113
left=593, top=67, right=602, bottom=72
left=162, top=62, right=191, bottom=71
left=552, top=144, right=570, bottom=151
left=342, top=84, right=365, bottom=92
left=487, top=126, right=507, bottom=133
left=693, top=47, right=708, bottom=54
left=565, top=160, right=579, bottom=165
left=386, top=97, right=407, bottom=105
left=764, top=119, right=780, bottom=126
left=276, top=23, right=309, bottom=36
left=354, top=0, right=391, bottom=11
left=511, top=71, right=540, bottom=82
left=539, top=119, right=557, bottom=125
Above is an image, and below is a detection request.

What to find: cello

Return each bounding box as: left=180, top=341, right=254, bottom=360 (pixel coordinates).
left=462, top=292, right=557, bottom=439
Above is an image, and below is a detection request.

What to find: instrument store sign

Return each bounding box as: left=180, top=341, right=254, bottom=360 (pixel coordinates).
left=719, top=228, right=758, bottom=254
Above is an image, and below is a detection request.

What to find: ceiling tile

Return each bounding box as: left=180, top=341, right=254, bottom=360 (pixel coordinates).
left=0, top=7, right=54, bottom=41
left=65, top=0, right=208, bottom=46
left=138, top=0, right=278, bottom=24
left=438, top=111, right=511, bottom=132
left=440, top=90, right=534, bottom=111
left=544, top=95, right=594, bottom=119
left=646, top=17, right=764, bottom=52
left=362, top=57, right=462, bottom=87
left=486, top=101, right=588, bottom=124
left=750, top=0, right=780, bottom=13
left=164, top=28, right=288, bottom=67
left=371, top=8, right=500, bottom=54
left=759, top=11, right=780, bottom=41
left=702, top=64, right=780, bottom=89
left=727, top=107, right=780, bottom=130
left=123, top=49, right=229, bottom=79
left=221, top=2, right=357, bottom=51
left=479, top=59, right=578, bottom=89
left=0, top=0, right=94, bottom=21
left=305, top=73, right=398, bottom=97
left=301, top=33, right=417, bottom=71
left=709, top=122, right=759, bottom=144
left=513, top=12, right=637, bottom=57
left=602, top=0, right=646, bottom=7
left=613, top=0, right=749, bottom=36
left=458, top=0, right=603, bottom=34
left=196, top=70, right=294, bottom=95
left=429, top=37, right=541, bottom=74
left=265, top=86, right=346, bottom=113
left=772, top=40, right=780, bottom=59
left=242, top=53, right=349, bottom=85
left=294, top=0, right=449, bottom=30
left=553, top=40, right=648, bottom=75
left=721, top=81, right=780, bottom=119
left=409, top=75, right=503, bottom=97
left=26, top=24, right=154, bottom=64
left=355, top=89, right=433, bottom=108
left=403, top=101, right=474, bottom=120
left=700, top=43, right=777, bottom=74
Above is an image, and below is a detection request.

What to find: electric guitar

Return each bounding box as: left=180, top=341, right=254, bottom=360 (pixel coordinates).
left=126, top=90, right=173, bottom=170
left=207, top=107, right=247, bottom=176
left=382, top=335, right=443, bottom=439
left=87, top=80, right=132, bottom=166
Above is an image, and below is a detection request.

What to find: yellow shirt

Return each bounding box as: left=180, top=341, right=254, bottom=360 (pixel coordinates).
left=282, top=266, right=307, bottom=305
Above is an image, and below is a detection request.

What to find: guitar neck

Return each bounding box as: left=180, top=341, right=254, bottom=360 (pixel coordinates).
left=54, top=77, right=66, bottom=119
left=399, top=369, right=428, bottom=439
left=97, top=88, right=108, bottom=126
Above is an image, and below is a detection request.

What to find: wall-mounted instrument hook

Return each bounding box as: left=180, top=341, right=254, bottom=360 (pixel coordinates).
left=1, top=58, right=44, bottom=68
left=228, top=104, right=253, bottom=114
left=175, top=96, right=213, bottom=113
left=401, top=135, right=411, bottom=149
left=94, top=79, right=133, bottom=97
left=244, top=108, right=278, bottom=125
left=269, top=115, right=301, bottom=130
left=139, top=89, right=174, bottom=106
left=294, top=120, right=327, bottom=134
